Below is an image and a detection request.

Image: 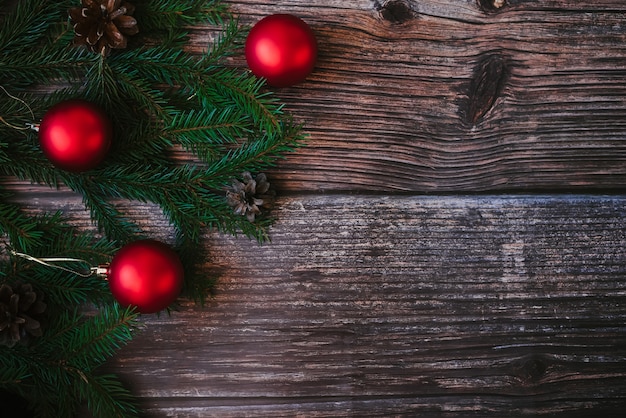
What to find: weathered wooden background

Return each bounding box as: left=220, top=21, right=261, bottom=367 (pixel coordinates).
left=12, top=0, right=626, bottom=416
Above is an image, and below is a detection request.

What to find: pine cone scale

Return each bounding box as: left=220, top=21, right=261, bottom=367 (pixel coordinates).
left=109, top=6, right=127, bottom=20
left=18, top=288, right=36, bottom=312
left=23, top=314, right=42, bottom=334
left=115, top=15, right=139, bottom=34
left=106, top=21, right=125, bottom=48
left=256, top=175, right=271, bottom=194
left=0, top=283, right=46, bottom=347
left=10, top=293, right=19, bottom=313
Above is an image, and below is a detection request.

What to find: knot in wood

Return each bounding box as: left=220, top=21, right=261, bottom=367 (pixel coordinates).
left=512, top=354, right=550, bottom=384
left=478, top=0, right=507, bottom=13
left=375, top=0, right=416, bottom=24
left=461, top=53, right=509, bottom=125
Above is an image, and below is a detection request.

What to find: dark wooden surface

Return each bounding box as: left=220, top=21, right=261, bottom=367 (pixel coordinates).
left=218, top=0, right=626, bottom=193
left=9, top=0, right=626, bottom=416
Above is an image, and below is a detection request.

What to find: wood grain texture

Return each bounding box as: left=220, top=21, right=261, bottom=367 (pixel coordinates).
left=188, top=0, right=626, bottom=192
left=113, top=194, right=626, bottom=417
left=11, top=188, right=624, bottom=416
left=4, top=1, right=626, bottom=416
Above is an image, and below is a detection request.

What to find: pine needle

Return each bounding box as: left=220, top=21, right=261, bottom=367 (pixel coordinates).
left=0, top=1, right=307, bottom=415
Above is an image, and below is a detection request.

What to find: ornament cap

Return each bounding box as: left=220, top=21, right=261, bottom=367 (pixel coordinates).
left=92, top=265, right=110, bottom=277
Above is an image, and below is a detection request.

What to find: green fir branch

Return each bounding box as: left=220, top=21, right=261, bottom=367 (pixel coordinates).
left=0, top=0, right=56, bottom=54
left=0, top=208, right=138, bottom=418
left=0, top=207, right=115, bottom=305
left=113, top=46, right=198, bottom=87
left=67, top=179, right=145, bottom=242
left=0, top=0, right=308, bottom=414
left=0, top=1, right=92, bottom=88
left=0, top=353, right=31, bottom=387
left=0, top=44, right=94, bottom=88
left=0, top=0, right=307, bottom=295
left=198, top=68, right=285, bottom=134
left=206, top=119, right=306, bottom=177
left=0, top=199, right=45, bottom=251
left=81, top=373, right=140, bottom=418
left=136, top=0, right=229, bottom=31
left=164, top=107, right=251, bottom=161
left=201, top=17, right=245, bottom=63
left=64, top=305, right=137, bottom=371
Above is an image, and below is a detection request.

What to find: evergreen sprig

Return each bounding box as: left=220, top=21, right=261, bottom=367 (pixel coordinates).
left=0, top=0, right=306, bottom=284
left=0, top=203, right=138, bottom=417
left=3, top=306, right=140, bottom=418
left=0, top=0, right=307, bottom=416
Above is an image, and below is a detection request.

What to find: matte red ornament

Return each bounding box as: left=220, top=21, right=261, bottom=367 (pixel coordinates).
left=38, top=99, right=112, bottom=172
left=107, top=240, right=184, bottom=314
left=245, top=14, right=317, bottom=87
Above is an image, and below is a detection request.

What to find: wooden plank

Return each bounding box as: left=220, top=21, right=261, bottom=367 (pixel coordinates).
left=13, top=191, right=622, bottom=416
left=3, top=0, right=626, bottom=416
left=180, top=0, right=626, bottom=192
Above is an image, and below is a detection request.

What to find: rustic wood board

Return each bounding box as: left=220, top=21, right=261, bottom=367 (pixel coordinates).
left=189, top=0, right=626, bottom=192
left=4, top=0, right=626, bottom=416
left=111, top=194, right=626, bottom=417
left=11, top=189, right=624, bottom=416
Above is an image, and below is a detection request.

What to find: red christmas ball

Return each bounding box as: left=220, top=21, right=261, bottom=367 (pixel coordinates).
left=245, top=14, right=317, bottom=87
left=38, top=99, right=112, bottom=172
left=107, top=240, right=184, bottom=314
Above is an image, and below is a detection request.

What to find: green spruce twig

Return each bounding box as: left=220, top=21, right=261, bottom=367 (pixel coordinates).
left=0, top=0, right=307, bottom=415
left=0, top=0, right=305, bottom=250
left=0, top=202, right=139, bottom=417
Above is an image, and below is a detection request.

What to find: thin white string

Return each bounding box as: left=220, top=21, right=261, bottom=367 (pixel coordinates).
left=10, top=250, right=106, bottom=277
left=0, top=85, right=36, bottom=131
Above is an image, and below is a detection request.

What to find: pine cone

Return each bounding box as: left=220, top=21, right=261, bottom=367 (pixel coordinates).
left=0, top=283, right=46, bottom=347
left=69, top=0, right=139, bottom=55
left=225, top=172, right=275, bottom=222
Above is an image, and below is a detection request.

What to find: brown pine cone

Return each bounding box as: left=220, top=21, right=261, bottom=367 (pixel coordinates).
left=225, top=172, right=275, bottom=222
left=0, top=283, right=46, bottom=347
left=69, top=0, right=139, bottom=55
